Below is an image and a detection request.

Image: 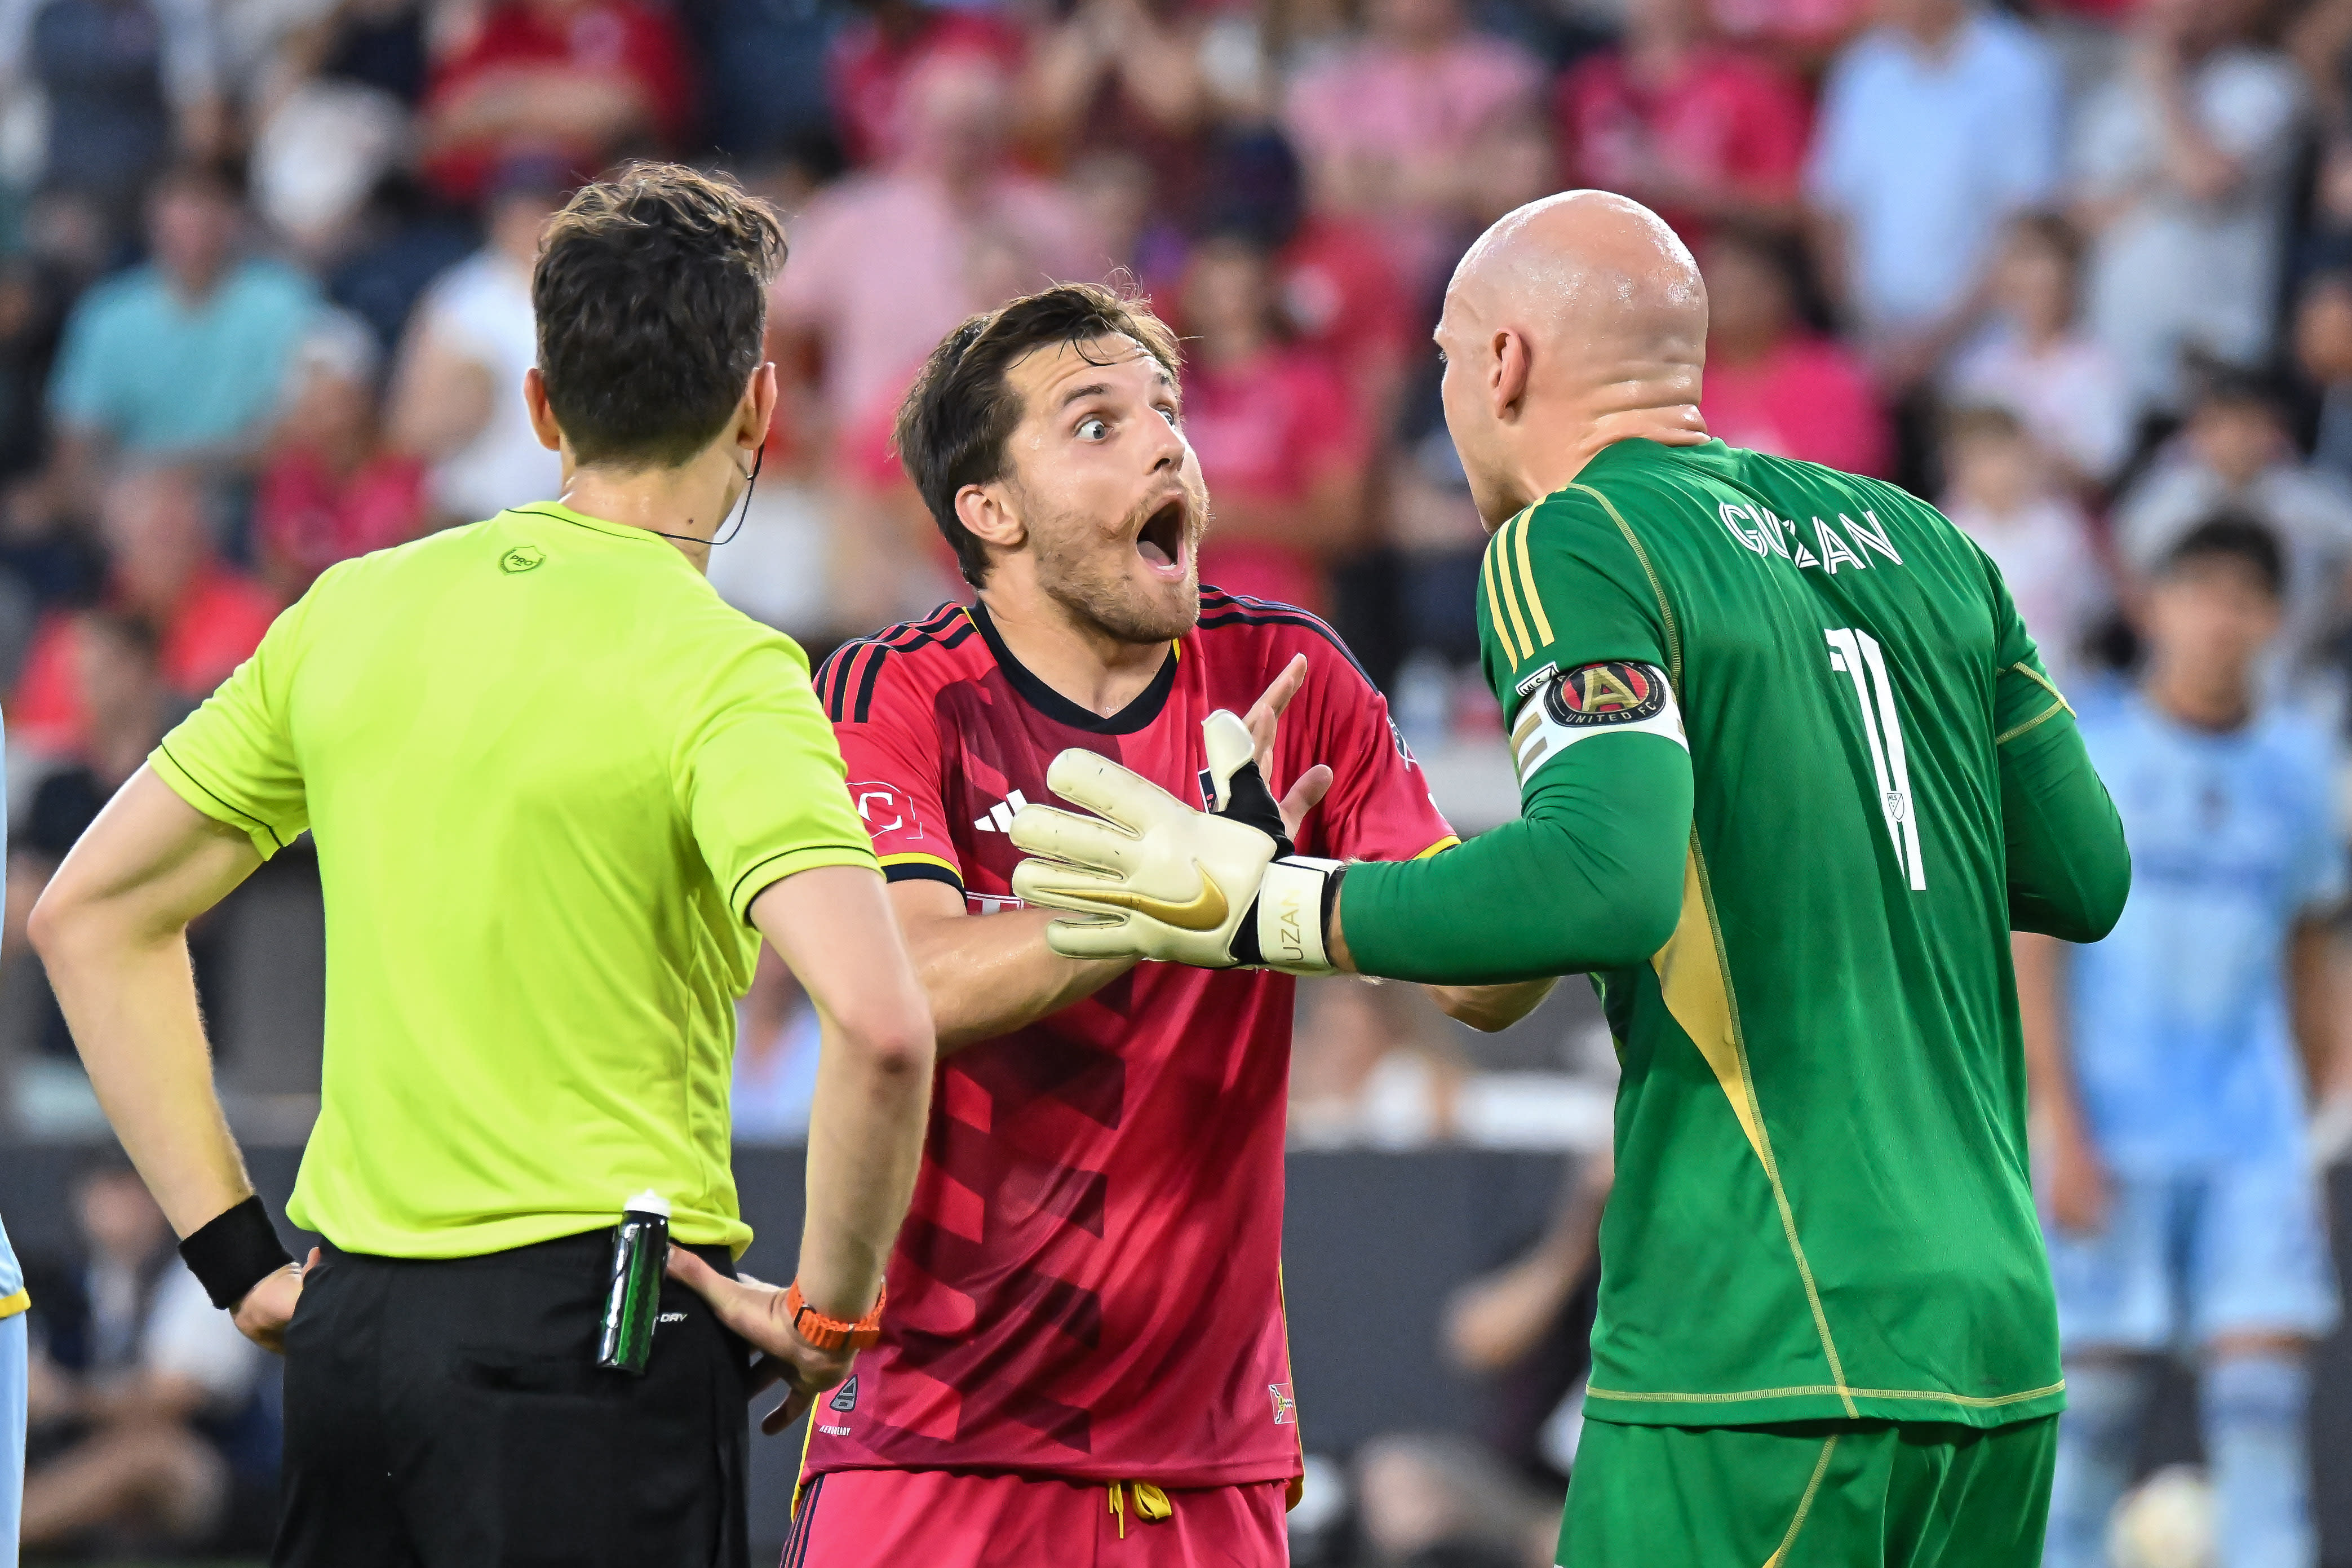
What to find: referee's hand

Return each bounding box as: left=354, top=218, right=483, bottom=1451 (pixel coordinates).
left=666, top=1246, right=856, bottom=1435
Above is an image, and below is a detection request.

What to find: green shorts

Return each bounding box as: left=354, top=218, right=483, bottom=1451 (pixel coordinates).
left=1557, top=1415, right=2057, bottom=1567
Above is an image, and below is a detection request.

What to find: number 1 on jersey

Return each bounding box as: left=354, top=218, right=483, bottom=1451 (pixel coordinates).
left=1825, top=628, right=1926, bottom=892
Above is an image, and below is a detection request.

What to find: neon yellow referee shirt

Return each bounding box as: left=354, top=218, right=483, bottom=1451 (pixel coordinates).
left=151, top=502, right=879, bottom=1259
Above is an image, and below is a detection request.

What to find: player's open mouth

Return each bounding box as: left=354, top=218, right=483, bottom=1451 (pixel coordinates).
left=1136, top=497, right=1188, bottom=578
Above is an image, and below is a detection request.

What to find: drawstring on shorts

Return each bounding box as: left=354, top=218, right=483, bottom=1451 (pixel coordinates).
left=1107, top=1481, right=1173, bottom=1539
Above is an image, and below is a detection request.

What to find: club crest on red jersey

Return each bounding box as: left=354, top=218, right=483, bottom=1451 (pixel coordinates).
left=1542, top=662, right=1669, bottom=729
left=851, top=782, right=922, bottom=840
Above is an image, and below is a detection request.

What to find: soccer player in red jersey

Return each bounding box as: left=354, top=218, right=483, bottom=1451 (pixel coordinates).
left=777, top=285, right=1555, bottom=1565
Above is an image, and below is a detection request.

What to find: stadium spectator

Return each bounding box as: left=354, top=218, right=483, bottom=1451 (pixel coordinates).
left=1946, top=211, right=2134, bottom=493
left=18, top=1154, right=269, bottom=1554
left=386, top=163, right=563, bottom=528
left=2293, top=268, right=2352, bottom=485
left=8, top=467, right=276, bottom=758
left=1805, top=0, right=2063, bottom=389
left=2071, top=0, right=2306, bottom=417
left=1697, top=223, right=1890, bottom=477
left=39, top=163, right=317, bottom=516
left=2021, top=517, right=2345, bottom=1568
left=826, top=0, right=1026, bottom=169
left=1282, top=0, right=1543, bottom=296
left=1025, top=0, right=1210, bottom=224
left=1554, top=0, right=1812, bottom=245
left=1180, top=233, right=1369, bottom=610
left=2112, top=370, right=2352, bottom=680
left=1352, top=1432, right=1560, bottom=1568
left=417, top=0, right=694, bottom=206
left=3, top=611, right=181, bottom=1058
left=0, top=0, right=225, bottom=242
left=774, top=50, right=1100, bottom=455
left=1940, top=405, right=2111, bottom=695
left=254, top=312, right=426, bottom=600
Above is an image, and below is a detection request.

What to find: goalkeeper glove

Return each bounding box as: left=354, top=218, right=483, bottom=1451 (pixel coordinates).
left=1009, top=709, right=1343, bottom=973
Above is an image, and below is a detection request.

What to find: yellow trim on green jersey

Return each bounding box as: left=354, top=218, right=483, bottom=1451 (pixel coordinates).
left=1586, top=1378, right=2067, bottom=1411
left=0, top=1287, right=27, bottom=1319
left=1651, top=834, right=1858, bottom=1417
left=1764, top=1434, right=1839, bottom=1568
left=1485, top=517, right=1536, bottom=663
left=1569, top=482, right=1683, bottom=683
left=1995, top=663, right=2076, bottom=746
left=1413, top=835, right=1461, bottom=859
left=1509, top=511, right=1554, bottom=648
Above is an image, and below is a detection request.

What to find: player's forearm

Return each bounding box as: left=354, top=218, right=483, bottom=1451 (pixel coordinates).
left=2287, top=918, right=2346, bottom=1102
left=752, top=866, right=936, bottom=1321
left=39, top=923, right=255, bottom=1234
left=1332, top=736, right=1693, bottom=984
left=2012, top=932, right=2089, bottom=1138
left=905, top=906, right=1137, bottom=1056
left=30, top=773, right=264, bottom=1237
left=1425, top=978, right=1558, bottom=1033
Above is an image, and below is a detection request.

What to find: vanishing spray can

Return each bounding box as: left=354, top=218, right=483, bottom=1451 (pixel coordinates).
left=595, top=1191, right=671, bottom=1375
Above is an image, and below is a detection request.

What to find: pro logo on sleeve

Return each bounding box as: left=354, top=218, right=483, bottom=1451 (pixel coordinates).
left=1513, top=660, right=1685, bottom=784
left=500, top=545, right=546, bottom=574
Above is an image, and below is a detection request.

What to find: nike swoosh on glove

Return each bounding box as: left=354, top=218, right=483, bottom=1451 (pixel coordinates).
left=1009, top=710, right=1343, bottom=973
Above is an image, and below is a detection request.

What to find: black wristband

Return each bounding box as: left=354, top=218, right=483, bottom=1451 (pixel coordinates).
left=179, top=1194, right=295, bottom=1310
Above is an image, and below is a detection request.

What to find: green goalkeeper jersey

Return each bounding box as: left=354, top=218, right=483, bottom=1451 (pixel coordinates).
left=1456, top=437, right=2122, bottom=1430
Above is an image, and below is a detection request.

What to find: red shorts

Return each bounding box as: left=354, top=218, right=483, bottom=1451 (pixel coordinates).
left=786, top=1468, right=1290, bottom=1567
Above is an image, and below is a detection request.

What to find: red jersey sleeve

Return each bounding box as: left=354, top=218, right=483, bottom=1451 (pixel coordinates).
left=817, top=638, right=962, bottom=892
left=1281, top=627, right=1459, bottom=865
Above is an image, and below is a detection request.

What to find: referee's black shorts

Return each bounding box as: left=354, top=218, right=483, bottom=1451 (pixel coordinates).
left=274, top=1230, right=754, bottom=1568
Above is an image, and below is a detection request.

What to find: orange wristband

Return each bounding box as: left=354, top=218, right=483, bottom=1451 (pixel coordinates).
left=785, top=1279, right=887, bottom=1352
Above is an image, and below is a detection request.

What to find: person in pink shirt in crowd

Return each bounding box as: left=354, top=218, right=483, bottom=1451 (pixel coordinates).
left=1698, top=222, right=1893, bottom=477
left=1178, top=232, right=1370, bottom=612
left=775, top=52, right=1104, bottom=459
left=9, top=468, right=277, bottom=759
left=418, top=0, right=696, bottom=205
left=776, top=51, right=1102, bottom=622
left=1709, top=0, right=1876, bottom=69
left=1282, top=0, right=1542, bottom=296
left=829, top=0, right=1028, bottom=169
left=254, top=312, right=427, bottom=603
left=1556, top=0, right=1813, bottom=245
left=1945, top=210, right=2134, bottom=494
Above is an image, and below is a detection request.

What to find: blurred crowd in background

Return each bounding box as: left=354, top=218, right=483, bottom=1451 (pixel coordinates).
left=0, top=0, right=2350, bottom=1557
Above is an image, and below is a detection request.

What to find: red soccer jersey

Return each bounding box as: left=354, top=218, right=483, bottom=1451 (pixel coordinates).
left=803, top=592, right=1456, bottom=1490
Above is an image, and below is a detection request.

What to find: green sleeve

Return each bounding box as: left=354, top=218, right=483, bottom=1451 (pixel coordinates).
left=1338, top=731, right=1692, bottom=984
left=1339, top=493, right=1694, bottom=984
left=1983, top=569, right=2129, bottom=940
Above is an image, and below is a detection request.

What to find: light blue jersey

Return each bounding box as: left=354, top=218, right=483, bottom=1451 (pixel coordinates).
left=2068, top=693, right=2345, bottom=1173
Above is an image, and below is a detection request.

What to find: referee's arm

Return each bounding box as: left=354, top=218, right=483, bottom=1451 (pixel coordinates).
left=28, top=770, right=300, bottom=1343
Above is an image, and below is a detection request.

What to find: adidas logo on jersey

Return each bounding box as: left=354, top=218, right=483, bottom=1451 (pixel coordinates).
left=972, top=790, right=1032, bottom=833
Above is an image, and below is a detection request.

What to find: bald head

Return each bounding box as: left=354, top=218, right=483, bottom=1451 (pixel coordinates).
left=1435, top=191, right=1711, bottom=525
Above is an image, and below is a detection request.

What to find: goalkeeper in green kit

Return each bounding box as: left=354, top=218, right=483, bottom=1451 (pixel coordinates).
left=1008, top=191, right=2132, bottom=1566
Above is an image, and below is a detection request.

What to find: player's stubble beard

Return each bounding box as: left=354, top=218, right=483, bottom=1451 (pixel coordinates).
left=1030, top=475, right=1210, bottom=647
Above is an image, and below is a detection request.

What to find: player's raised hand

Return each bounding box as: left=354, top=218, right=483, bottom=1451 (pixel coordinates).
left=1237, top=654, right=1335, bottom=843
left=1011, top=732, right=1345, bottom=975
left=665, top=1246, right=856, bottom=1435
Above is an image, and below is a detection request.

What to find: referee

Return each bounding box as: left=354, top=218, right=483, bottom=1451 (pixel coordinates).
left=29, top=164, right=936, bottom=1567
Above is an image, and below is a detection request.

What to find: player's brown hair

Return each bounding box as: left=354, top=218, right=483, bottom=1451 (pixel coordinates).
left=895, top=282, right=1182, bottom=588
left=533, top=162, right=786, bottom=469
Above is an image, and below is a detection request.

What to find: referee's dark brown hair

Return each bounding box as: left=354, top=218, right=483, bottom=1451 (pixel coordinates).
left=533, top=162, right=787, bottom=471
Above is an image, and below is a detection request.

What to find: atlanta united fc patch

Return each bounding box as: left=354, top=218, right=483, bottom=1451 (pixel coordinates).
left=1511, top=659, right=1686, bottom=785
left=1542, top=661, right=1671, bottom=728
